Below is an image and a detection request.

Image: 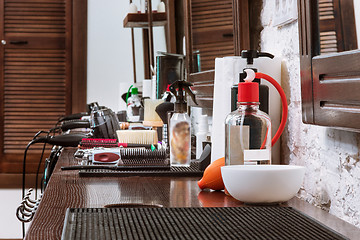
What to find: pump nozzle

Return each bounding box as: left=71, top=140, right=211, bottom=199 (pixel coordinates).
left=241, top=50, right=274, bottom=65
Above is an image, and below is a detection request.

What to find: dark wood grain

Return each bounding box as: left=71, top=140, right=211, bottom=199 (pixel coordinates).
left=165, top=0, right=176, bottom=53
left=123, top=13, right=167, bottom=28
left=299, top=0, right=360, bottom=130
left=0, top=0, right=87, bottom=173
left=25, top=148, right=360, bottom=239
left=71, top=0, right=87, bottom=113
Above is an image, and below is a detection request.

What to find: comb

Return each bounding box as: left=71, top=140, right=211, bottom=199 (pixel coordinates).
left=80, top=138, right=154, bottom=149
left=119, top=148, right=169, bottom=167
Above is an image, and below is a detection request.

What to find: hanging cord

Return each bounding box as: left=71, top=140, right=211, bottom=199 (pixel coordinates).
left=22, top=139, right=38, bottom=238
left=34, top=139, right=48, bottom=198
left=33, top=127, right=60, bottom=198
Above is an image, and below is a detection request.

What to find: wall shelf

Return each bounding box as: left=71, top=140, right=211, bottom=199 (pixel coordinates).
left=123, top=12, right=167, bottom=28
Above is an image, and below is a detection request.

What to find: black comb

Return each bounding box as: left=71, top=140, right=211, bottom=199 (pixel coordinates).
left=119, top=148, right=169, bottom=167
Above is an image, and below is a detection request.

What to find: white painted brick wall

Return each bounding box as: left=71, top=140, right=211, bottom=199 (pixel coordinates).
left=261, top=0, right=360, bottom=228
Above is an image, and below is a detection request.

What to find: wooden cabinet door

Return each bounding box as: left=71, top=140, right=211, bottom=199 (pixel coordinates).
left=0, top=0, right=72, bottom=173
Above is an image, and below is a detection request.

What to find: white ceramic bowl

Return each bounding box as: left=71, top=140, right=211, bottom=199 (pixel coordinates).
left=221, top=165, right=305, bottom=204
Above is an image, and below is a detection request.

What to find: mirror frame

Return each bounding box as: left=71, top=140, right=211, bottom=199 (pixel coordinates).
left=298, top=0, right=360, bottom=130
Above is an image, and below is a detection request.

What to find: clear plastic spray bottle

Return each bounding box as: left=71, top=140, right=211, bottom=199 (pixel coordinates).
left=169, top=80, right=197, bottom=166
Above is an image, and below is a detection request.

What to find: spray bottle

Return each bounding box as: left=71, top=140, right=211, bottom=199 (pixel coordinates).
left=169, top=80, right=197, bottom=166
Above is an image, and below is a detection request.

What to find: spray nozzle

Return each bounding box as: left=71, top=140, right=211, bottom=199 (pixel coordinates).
left=169, top=80, right=197, bottom=112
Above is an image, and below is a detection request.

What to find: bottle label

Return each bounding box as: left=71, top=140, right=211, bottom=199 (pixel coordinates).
left=228, top=125, right=249, bottom=165
left=170, top=121, right=190, bottom=165
left=244, top=149, right=271, bottom=165
left=227, top=125, right=271, bottom=165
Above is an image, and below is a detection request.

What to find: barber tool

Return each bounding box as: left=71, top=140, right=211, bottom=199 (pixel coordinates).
left=119, top=148, right=168, bottom=166
left=59, top=119, right=90, bottom=132
left=16, top=188, right=42, bottom=223
left=31, top=133, right=87, bottom=147
left=61, top=165, right=170, bottom=171
left=116, top=129, right=158, bottom=145
left=143, top=99, right=164, bottom=127
left=79, top=138, right=155, bottom=149
left=92, top=148, right=121, bottom=164
left=90, top=108, right=120, bottom=139
left=57, top=112, right=89, bottom=123
left=79, top=138, right=118, bottom=148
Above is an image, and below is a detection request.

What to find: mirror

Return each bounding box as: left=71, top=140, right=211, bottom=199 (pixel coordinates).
left=317, top=0, right=359, bottom=55
left=185, top=0, right=236, bottom=73
left=298, top=0, right=360, bottom=130
left=185, top=0, right=251, bottom=109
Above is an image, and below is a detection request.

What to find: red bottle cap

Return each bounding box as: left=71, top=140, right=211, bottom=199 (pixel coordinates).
left=238, top=82, right=259, bottom=103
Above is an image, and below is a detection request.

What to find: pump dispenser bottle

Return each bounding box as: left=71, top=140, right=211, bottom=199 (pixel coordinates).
left=225, top=69, right=271, bottom=165
left=169, top=80, right=197, bottom=166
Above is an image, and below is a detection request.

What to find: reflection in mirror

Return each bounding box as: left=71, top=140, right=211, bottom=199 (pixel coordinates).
left=186, top=0, right=235, bottom=73
left=317, top=0, right=359, bottom=55
left=132, top=27, right=167, bottom=83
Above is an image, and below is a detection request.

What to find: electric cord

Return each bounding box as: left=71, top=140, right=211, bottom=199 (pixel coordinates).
left=34, top=126, right=60, bottom=197
left=35, top=141, right=47, bottom=198
left=21, top=117, right=87, bottom=237
left=22, top=138, right=37, bottom=239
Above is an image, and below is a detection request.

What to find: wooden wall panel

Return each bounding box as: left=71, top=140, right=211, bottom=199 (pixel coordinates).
left=0, top=0, right=73, bottom=173
left=3, top=49, right=66, bottom=153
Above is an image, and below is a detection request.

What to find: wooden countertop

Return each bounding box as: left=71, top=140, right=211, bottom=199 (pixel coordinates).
left=25, top=148, right=360, bottom=239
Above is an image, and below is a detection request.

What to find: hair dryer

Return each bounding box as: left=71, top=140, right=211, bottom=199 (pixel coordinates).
left=32, top=133, right=87, bottom=147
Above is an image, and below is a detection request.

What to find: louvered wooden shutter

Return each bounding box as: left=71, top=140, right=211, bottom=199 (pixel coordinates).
left=191, top=0, right=234, bottom=71
left=318, top=0, right=357, bottom=54
left=0, top=0, right=72, bottom=173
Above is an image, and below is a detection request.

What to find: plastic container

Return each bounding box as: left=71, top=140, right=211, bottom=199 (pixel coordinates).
left=196, top=115, right=208, bottom=159
left=170, top=112, right=191, bottom=166
left=169, top=80, right=197, bottom=167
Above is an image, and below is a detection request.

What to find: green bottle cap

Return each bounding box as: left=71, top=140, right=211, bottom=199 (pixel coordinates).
left=131, top=87, right=138, bottom=95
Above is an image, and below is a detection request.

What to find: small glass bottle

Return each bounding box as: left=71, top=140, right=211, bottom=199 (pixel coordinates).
left=225, top=81, right=271, bottom=166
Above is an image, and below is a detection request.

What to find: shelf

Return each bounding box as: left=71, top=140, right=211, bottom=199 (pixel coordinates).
left=123, top=12, right=167, bottom=28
